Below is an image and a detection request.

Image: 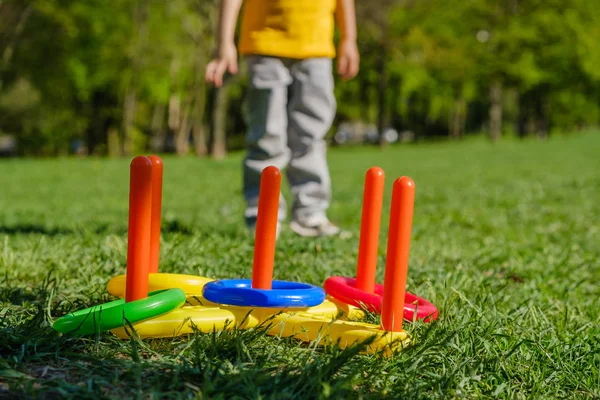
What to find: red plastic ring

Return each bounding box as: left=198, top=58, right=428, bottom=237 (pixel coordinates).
left=324, top=276, right=438, bottom=322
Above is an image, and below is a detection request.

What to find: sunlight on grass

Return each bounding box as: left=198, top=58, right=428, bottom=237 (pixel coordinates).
left=1, top=132, right=599, bottom=398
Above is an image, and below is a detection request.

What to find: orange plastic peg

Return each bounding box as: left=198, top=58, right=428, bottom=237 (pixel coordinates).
left=125, top=156, right=153, bottom=302
left=148, top=155, right=163, bottom=274
left=251, top=166, right=282, bottom=290
left=355, top=167, right=385, bottom=293
left=381, top=176, right=415, bottom=332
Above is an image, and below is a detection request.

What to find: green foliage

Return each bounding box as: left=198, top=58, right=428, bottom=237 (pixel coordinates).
left=0, top=0, right=599, bottom=154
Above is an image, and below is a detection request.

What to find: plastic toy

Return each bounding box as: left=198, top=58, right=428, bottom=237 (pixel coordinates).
left=108, top=165, right=405, bottom=351
left=202, top=167, right=327, bottom=308
left=106, top=162, right=355, bottom=317
left=107, top=273, right=213, bottom=299
left=106, top=165, right=435, bottom=322
left=202, top=279, right=326, bottom=308
left=52, top=156, right=187, bottom=335
left=324, top=276, right=437, bottom=321
left=324, top=168, right=439, bottom=323
left=53, top=289, right=186, bottom=336
left=53, top=154, right=437, bottom=356
left=109, top=161, right=413, bottom=354
left=106, top=155, right=215, bottom=300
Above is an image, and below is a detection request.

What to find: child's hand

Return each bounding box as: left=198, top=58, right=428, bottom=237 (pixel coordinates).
left=337, top=39, right=360, bottom=81
left=205, top=42, right=238, bottom=87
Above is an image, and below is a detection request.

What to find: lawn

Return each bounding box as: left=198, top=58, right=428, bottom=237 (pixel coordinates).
left=1, top=131, right=599, bottom=399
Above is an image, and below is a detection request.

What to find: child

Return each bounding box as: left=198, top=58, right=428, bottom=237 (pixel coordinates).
left=206, top=0, right=359, bottom=237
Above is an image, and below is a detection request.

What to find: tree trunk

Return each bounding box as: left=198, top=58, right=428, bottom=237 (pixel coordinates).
left=121, top=0, right=149, bottom=155
left=526, top=114, right=536, bottom=136
left=193, top=122, right=208, bottom=157
left=489, top=80, right=503, bottom=142
left=211, top=87, right=228, bottom=160
left=516, top=91, right=527, bottom=138
left=0, top=4, right=32, bottom=91
left=122, top=89, right=136, bottom=155
left=536, top=96, right=549, bottom=140
left=389, top=76, right=401, bottom=131
left=150, top=103, right=166, bottom=152
left=86, top=93, right=108, bottom=155
left=168, top=94, right=181, bottom=132
left=450, top=91, right=467, bottom=139
left=107, top=127, right=121, bottom=157
left=376, top=47, right=388, bottom=147
left=174, top=99, right=191, bottom=155
left=359, top=58, right=370, bottom=123
left=192, top=36, right=208, bottom=157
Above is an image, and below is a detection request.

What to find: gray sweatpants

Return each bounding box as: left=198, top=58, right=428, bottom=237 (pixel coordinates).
left=243, top=56, right=336, bottom=225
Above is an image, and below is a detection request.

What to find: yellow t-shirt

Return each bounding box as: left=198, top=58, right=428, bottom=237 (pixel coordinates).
left=239, top=0, right=337, bottom=59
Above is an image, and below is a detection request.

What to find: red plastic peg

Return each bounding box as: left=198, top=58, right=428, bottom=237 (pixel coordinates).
left=355, top=167, right=385, bottom=293
left=125, top=156, right=153, bottom=302
left=381, top=176, right=415, bottom=332
left=251, top=166, right=281, bottom=290
left=148, top=155, right=163, bottom=274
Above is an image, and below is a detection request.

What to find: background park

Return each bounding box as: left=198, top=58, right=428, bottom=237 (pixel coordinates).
left=1, top=0, right=599, bottom=398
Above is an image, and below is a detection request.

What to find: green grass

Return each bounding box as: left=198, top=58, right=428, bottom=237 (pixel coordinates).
left=1, top=131, right=599, bottom=399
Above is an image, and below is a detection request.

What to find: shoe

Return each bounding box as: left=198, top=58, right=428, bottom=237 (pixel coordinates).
left=248, top=221, right=281, bottom=240
left=289, top=215, right=346, bottom=238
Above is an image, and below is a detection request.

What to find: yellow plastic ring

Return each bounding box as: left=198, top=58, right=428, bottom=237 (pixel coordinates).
left=107, top=273, right=213, bottom=298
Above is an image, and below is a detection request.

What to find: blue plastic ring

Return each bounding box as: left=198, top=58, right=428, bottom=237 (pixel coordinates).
left=202, top=279, right=326, bottom=308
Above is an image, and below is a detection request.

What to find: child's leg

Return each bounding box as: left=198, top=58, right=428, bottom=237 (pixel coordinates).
left=243, top=56, right=292, bottom=228
left=286, top=58, right=338, bottom=231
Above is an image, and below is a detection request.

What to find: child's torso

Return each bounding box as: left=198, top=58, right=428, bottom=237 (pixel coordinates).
left=239, top=0, right=337, bottom=59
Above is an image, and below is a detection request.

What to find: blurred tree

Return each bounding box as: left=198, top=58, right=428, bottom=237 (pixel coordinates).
left=356, top=0, right=395, bottom=146
left=1, top=0, right=598, bottom=156
left=0, top=1, right=33, bottom=92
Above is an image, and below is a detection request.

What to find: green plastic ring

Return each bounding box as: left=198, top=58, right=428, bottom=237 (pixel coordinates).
left=53, top=288, right=186, bottom=336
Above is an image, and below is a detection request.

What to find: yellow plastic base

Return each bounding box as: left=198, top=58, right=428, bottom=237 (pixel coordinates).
left=107, top=274, right=410, bottom=355
left=264, top=312, right=410, bottom=355
left=110, top=305, right=409, bottom=355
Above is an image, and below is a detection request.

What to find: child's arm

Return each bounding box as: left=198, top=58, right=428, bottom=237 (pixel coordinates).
left=335, top=0, right=360, bottom=80
left=205, top=0, right=243, bottom=87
